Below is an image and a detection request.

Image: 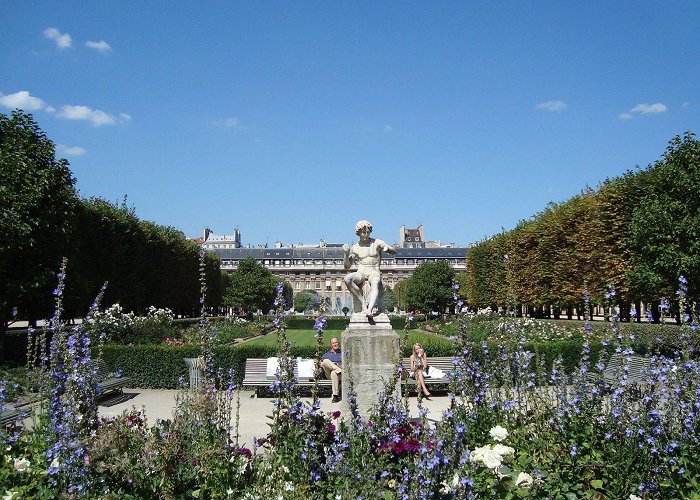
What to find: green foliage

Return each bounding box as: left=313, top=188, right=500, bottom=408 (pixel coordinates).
left=626, top=132, right=700, bottom=303
left=63, top=197, right=221, bottom=319
left=285, top=316, right=349, bottom=330
left=393, top=278, right=411, bottom=311
left=0, top=110, right=78, bottom=355
left=383, top=286, right=397, bottom=312
left=461, top=132, right=700, bottom=315
left=406, top=260, right=455, bottom=315
left=224, top=257, right=277, bottom=313
left=293, top=289, right=320, bottom=313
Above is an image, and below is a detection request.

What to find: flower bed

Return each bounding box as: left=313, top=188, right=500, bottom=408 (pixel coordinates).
left=2, top=270, right=699, bottom=498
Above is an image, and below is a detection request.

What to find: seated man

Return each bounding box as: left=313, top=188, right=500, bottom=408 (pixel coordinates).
left=320, top=337, right=342, bottom=402
left=342, top=220, right=396, bottom=316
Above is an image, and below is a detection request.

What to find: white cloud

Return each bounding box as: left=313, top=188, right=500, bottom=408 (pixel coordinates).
left=682, top=101, right=690, bottom=109
left=384, top=125, right=393, bottom=133
left=44, top=27, right=72, bottom=49
left=86, top=40, right=112, bottom=53
left=57, top=105, right=130, bottom=126
left=619, top=102, right=668, bottom=120
left=0, top=90, right=47, bottom=111
left=536, top=100, right=567, bottom=111
left=630, top=103, right=667, bottom=114
left=57, top=144, right=86, bottom=156
left=215, top=117, right=240, bottom=128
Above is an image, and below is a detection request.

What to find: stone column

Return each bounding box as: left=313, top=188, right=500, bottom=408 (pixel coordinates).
left=340, top=313, right=400, bottom=419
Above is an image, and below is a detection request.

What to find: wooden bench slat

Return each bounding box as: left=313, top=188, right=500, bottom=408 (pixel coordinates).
left=241, top=357, right=455, bottom=393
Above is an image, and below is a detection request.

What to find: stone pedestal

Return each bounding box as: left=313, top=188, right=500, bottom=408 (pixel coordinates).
left=340, top=313, right=400, bottom=419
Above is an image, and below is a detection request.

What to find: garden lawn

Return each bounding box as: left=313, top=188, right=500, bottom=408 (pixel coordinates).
left=242, top=328, right=453, bottom=355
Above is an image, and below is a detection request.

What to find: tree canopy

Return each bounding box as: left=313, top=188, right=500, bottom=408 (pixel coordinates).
left=1, top=110, right=78, bottom=355
left=224, top=257, right=277, bottom=313
left=462, top=132, right=699, bottom=320
left=294, top=289, right=320, bottom=313
left=406, top=260, right=455, bottom=315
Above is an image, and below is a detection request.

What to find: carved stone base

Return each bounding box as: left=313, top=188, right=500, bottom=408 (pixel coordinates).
left=340, top=320, right=400, bottom=419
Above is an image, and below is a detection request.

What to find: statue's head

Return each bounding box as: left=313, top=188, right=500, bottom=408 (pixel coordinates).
left=355, top=220, right=373, bottom=236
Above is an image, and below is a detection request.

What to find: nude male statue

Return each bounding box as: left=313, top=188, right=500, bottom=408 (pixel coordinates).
left=342, top=220, right=396, bottom=317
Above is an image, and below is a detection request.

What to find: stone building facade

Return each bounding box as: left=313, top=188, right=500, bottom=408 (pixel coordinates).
left=199, top=227, right=468, bottom=314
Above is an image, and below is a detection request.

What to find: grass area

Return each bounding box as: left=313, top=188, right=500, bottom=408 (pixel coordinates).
left=241, top=329, right=344, bottom=348
left=242, top=328, right=454, bottom=356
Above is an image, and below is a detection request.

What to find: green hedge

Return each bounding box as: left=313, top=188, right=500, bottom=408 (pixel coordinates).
left=99, top=339, right=595, bottom=389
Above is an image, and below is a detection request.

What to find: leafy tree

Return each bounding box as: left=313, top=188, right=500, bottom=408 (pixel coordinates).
left=0, top=110, right=78, bottom=357
left=294, top=289, right=320, bottom=313
left=383, top=286, right=397, bottom=312
left=224, top=257, right=277, bottom=313
left=626, top=132, right=700, bottom=307
left=64, top=198, right=220, bottom=318
left=406, top=261, right=455, bottom=316
left=393, top=279, right=412, bottom=311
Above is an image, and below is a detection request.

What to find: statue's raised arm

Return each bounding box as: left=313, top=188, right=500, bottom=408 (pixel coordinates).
left=342, top=220, right=394, bottom=317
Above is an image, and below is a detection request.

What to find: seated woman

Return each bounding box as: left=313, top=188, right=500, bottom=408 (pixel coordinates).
left=409, top=343, right=431, bottom=398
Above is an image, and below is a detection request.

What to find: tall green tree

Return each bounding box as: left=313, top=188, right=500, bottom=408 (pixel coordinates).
left=294, top=289, right=319, bottom=313
left=393, top=279, right=412, bottom=311
left=0, top=110, right=78, bottom=357
left=406, top=260, right=455, bottom=315
left=224, top=257, right=277, bottom=313
left=626, top=132, right=700, bottom=305
left=383, top=286, right=397, bottom=312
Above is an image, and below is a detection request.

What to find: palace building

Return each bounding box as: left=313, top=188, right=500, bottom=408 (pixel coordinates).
left=198, top=226, right=468, bottom=314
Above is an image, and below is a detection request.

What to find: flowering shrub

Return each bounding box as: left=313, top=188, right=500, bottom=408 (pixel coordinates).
left=2, top=273, right=700, bottom=498
left=84, top=303, right=176, bottom=344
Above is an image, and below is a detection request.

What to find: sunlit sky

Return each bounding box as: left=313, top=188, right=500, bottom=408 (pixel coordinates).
left=2, top=1, right=698, bottom=247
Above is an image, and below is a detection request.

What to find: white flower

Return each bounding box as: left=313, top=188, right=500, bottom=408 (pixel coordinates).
left=489, top=425, right=509, bottom=442
left=492, top=443, right=515, bottom=461
left=451, top=472, right=460, bottom=487
left=480, top=447, right=504, bottom=469
left=629, top=496, right=642, bottom=500
left=515, top=471, right=534, bottom=489
left=284, top=482, right=294, bottom=492
left=226, top=488, right=233, bottom=496
left=439, top=481, right=454, bottom=495
left=3, top=492, right=18, bottom=500
left=387, top=479, right=396, bottom=489
left=469, top=444, right=489, bottom=463
left=14, top=457, right=31, bottom=472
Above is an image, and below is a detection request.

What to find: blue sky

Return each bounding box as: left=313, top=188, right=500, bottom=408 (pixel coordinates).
left=2, top=1, right=698, bottom=247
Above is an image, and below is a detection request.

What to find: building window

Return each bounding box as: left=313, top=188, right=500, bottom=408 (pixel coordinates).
left=315, top=281, right=321, bottom=290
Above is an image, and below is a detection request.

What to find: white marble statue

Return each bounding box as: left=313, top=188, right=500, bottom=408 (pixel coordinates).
left=342, top=220, right=396, bottom=317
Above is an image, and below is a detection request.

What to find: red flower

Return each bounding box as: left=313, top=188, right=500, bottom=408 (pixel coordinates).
left=404, top=439, right=421, bottom=452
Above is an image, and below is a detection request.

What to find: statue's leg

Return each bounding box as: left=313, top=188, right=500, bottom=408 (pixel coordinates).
left=344, top=274, right=366, bottom=313
left=366, top=276, right=382, bottom=316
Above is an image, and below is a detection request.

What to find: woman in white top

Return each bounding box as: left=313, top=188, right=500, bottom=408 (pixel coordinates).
left=409, top=343, right=431, bottom=397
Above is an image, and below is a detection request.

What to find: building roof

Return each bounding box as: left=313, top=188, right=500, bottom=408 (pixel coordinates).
left=214, top=246, right=467, bottom=260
